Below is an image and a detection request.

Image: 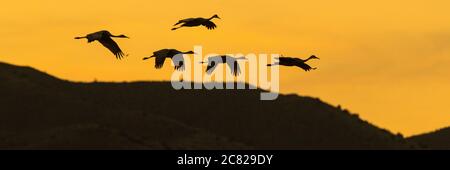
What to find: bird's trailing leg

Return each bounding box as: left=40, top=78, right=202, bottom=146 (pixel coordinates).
left=74, top=36, right=93, bottom=43
left=74, top=36, right=86, bottom=39
left=267, top=62, right=280, bottom=67
left=143, top=55, right=155, bottom=60
left=171, top=26, right=183, bottom=31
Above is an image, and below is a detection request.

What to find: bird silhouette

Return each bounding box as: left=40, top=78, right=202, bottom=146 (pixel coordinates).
left=143, top=49, right=195, bottom=70
left=75, top=30, right=129, bottom=59
left=267, top=55, right=320, bottom=71
left=200, top=55, right=247, bottom=76
left=172, top=14, right=221, bottom=31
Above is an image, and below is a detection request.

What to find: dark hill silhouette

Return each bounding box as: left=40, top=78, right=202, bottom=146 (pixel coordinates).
left=0, top=61, right=416, bottom=149
left=407, top=127, right=450, bottom=149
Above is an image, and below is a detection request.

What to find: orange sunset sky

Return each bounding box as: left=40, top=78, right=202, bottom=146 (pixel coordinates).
left=1, top=0, right=450, bottom=136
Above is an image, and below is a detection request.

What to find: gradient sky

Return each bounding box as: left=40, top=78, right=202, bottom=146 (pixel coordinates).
left=1, top=0, right=450, bottom=136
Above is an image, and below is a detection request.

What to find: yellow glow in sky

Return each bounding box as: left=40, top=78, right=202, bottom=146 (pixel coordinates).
left=1, top=0, right=450, bottom=136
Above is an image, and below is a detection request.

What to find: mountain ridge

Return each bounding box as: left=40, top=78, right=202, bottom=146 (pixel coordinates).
left=407, top=127, right=450, bottom=149
left=0, top=61, right=435, bottom=149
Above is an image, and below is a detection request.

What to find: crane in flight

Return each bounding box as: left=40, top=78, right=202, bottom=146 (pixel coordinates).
left=172, top=14, right=221, bottom=31
left=143, top=49, right=195, bottom=71
left=75, top=30, right=129, bottom=60
left=200, top=55, right=247, bottom=76
left=267, top=55, right=320, bottom=72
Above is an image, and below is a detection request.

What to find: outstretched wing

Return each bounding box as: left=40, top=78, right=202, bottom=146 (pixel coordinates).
left=295, top=62, right=316, bottom=72
left=227, top=60, right=241, bottom=76
left=98, top=37, right=125, bottom=59
left=277, top=57, right=296, bottom=63
left=155, top=56, right=167, bottom=69
left=206, top=61, right=218, bottom=75
left=202, top=21, right=217, bottom=30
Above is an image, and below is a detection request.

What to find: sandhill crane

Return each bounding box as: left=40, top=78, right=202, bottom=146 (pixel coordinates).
left=143, top=49, right=195, bottom=70
left=267, top=55, right=320, bottom=71
left=75, top=30, right=129, bottom=59
left=200, top=55, right=247, bottom=76
left=172, top=14, right=221, bottom=31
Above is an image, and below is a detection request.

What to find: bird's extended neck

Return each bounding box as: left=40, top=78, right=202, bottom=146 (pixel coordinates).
left=304, top=56, right=317, bottom=62
left=208, top=15, right=217, bottom=20
left=182, top=51, right=195, bottom=54
left=111, top=34, right=128, bottom=38
left=236, top=56, right=247, bottom=60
